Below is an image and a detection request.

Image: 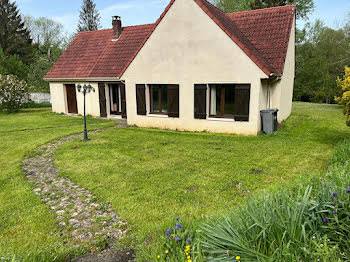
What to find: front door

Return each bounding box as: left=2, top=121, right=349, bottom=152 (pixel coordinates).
left=66, top=84, right=78, bottom=114
left=98, top=83, right=107, bottom=117
left=108, top=83, right=127, bottom=119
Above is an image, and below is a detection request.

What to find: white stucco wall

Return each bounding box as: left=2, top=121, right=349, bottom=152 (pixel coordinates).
left=122, top=0, right=267, bottom=135
left=270, top=17, right=295, bottom=121
left=50, top=83, right=66, bottom=114
left=49, top=82, right=101, bottom=117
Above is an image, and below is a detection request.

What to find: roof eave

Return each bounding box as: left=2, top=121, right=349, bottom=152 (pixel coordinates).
left=44, top=77, right=121, bottom=82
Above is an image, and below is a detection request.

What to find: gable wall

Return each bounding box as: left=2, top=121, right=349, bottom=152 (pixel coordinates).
left=122, top=0, right=267, bottom=135
left=270, top=16, right=295, bottom=121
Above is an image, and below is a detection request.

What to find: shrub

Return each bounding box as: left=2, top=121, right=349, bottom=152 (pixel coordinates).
left=0, top=74, right=30, bottom=113
left=21, top=101, right=52, bottom=108
left=335, top=66, right=350, bottom=126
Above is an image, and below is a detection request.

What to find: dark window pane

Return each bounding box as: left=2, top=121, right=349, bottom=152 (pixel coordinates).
left=161, top=85, right=168, bottom=113
left=216, top=86, right=222, bottom=116
left=109, top=84, right=120, bottom=114
left=224, top=85, right=235, bottom=116
left=151, top=86, right=159, bottom=112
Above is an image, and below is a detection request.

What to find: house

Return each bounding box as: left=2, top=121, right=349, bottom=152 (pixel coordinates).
left=44, top=0, right=295, bottom=135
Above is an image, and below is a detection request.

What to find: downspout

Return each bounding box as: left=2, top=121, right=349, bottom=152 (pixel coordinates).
left=267, top=73, right=282, bottom=109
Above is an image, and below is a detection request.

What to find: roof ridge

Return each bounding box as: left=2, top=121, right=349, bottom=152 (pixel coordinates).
left=227, top=4, right=296, bottom=15
left=77, top=28, right=113, bottom=35
left=122, top=23, right=156, bottom=28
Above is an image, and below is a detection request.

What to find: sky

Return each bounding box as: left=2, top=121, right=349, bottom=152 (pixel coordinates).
left=15, top=0, right=350, bottom=35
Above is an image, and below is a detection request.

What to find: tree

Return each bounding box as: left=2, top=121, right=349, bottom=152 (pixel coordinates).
left=250, top=0, right=314, bottom=20
left=0, top=48, right=27, bottom=80
left=0, top=74, right=30, bottom=113
left=211, top=0, right=253, bottom=12
left=77, top=0, right=101, bottom=32
left=294, top=20, right=349, bottom=103
left=24, top=16, right=66, bottom=61
left=26, top=52, right=53, bottom=92
left=24, top=16, right=63, bottom=47
left=335, top=67, right=350, bottom=126
left=0, top=0, right=35, bottom=64
left=213, top=0, right=314, bottom=20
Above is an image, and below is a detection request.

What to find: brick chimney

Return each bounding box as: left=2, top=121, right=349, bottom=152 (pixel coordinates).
left=112, top=16, right=122, bottom=40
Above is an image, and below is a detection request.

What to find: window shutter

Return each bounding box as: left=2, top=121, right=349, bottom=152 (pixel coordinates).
left=98, top=83, right=107, bottom=118
left=167, top=85, right=179, bottom=118
left=234, top=84, right=250, bottom=122
left=194, top=84, right=207, bottom=119
left=120, top=83, right=127, bottom=119
left=136, top=84, right=146, bottom=115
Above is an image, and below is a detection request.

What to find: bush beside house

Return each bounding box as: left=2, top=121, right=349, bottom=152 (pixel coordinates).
left=0, top=74, right=30, bottom=113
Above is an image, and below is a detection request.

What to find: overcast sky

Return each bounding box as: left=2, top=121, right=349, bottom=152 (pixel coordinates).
left=16, top=0, right=350, bottom=35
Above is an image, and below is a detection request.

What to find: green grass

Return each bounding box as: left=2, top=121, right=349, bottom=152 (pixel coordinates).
left=52, top=102, right=350, bottom=259
left=0, top=108, right=115, bottom=260
left=0, top=103, right=349, bottom=261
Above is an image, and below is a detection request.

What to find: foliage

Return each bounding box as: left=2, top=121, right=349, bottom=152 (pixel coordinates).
left=153, top=217, right=197, bottom=261
left=250, top=0, right=314, bottom=20
left=21, top=101, right=51, bottom=108
left=26, top=53, right=54, bottom=92
left=24, top=16, right=64, bottom=47
left=212, top=0, right=314, bottom=19
left=0, top=74, right=30, bottom=113
left=22, top=17, right=69, bottom=92
left=294, top=20, right=348, bottom=103
left=0, top=0, right=35, bottom=64
left=200, top=139, right=350, bottom=261
left=335, top=66, right=350, bottom=126
left=0, top=48, right=27, bottom=80
left=211, top=0, right=253, bottom=13
left=24, top=16, right=69, bottom=61
left=77, top=0, right=101, bottom=32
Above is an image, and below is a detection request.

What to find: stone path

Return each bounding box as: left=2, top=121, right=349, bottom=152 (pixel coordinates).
left=22, top=120, right=133, bottom=259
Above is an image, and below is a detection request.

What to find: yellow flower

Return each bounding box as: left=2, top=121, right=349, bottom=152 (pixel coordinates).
left=157, top=255, right=160, bottom=259
left=188, top=260, right=192, bottom=262
left=187, top=255, right=191, bottom=259
left=236, top=256, right=241, bottom=260
left=186, top=245, right=191, bottom=250
left=165, top=250, right=169, bottom=254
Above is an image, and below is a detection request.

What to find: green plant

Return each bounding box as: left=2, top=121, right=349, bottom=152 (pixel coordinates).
left=0, top=74, right=30, bottom=113
left=149, top=217, right=204, bottom=262
left=21, top=101, right=51, bottom=108
left=335, top=66, right=350, bottom=125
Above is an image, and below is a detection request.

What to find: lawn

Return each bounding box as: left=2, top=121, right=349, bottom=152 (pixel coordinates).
left=52, top=102, right=350, bottom=259
left=0, top=108, right=115, bottom=259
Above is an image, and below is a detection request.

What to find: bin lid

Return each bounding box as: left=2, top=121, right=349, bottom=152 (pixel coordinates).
left=260, top=109, right=279, bottom=113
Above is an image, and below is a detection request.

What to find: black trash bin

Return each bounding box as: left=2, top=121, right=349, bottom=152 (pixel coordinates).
left=260, top=109, right=279, bottom=134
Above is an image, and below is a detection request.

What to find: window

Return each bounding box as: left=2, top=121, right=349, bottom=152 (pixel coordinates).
left=210, top=84, right=235, bottom=118
left=147, top=84, right=179, bottom=117
left=109, top=84, right=121, bottom=115
left=149, top=85, right=168, bottom=114
left=194, top=83, right=250, bottom=121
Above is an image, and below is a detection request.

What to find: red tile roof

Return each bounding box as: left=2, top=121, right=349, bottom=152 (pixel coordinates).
left=45, top=24, right=154, bottom=79
left=45, top=0, right=295, bottom=80
left=226, top=5, right=296, bottom=75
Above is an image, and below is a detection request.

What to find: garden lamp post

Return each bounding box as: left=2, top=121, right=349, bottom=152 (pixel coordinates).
left=77, top=84, right=95, bottom=141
